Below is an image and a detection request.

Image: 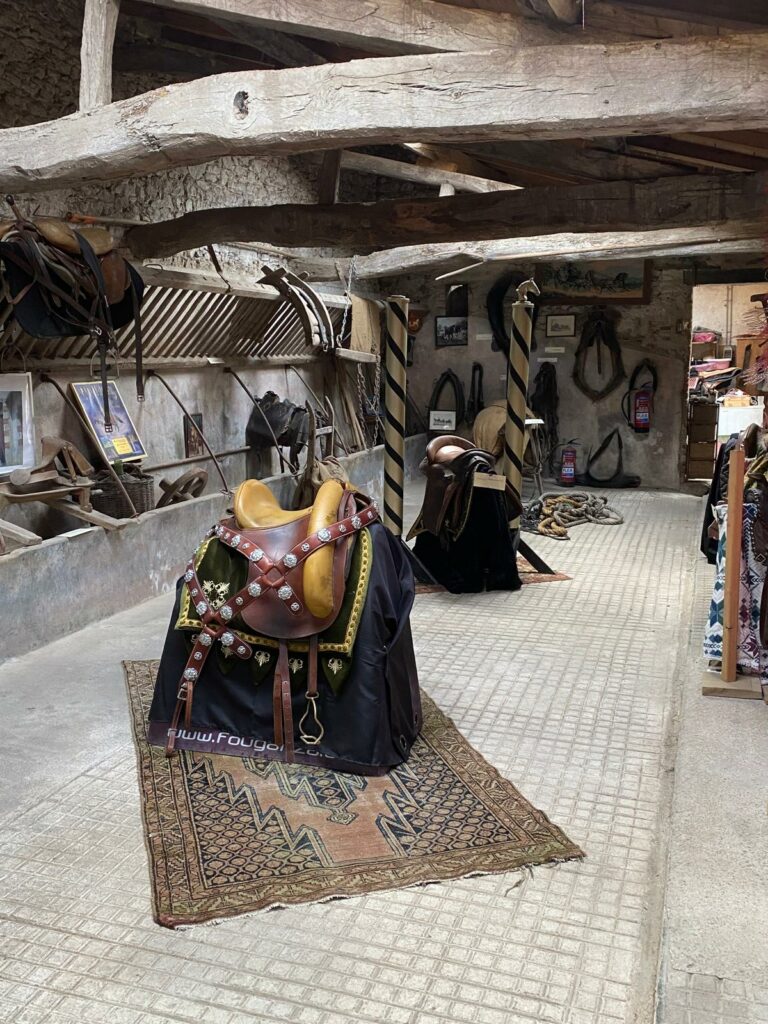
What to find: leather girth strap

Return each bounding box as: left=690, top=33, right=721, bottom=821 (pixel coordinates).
left=274, top=641, right=293, bottom=761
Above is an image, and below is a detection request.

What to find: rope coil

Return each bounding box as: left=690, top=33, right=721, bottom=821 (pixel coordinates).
left=522, top=491, right=624, bottom=540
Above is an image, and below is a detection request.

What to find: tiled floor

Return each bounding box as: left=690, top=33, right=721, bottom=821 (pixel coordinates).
left=0, top=487, right=764, bottom=1024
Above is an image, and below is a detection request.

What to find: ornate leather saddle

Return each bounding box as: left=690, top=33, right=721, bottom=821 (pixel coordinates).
left=167, top=478, right=379, bottom=757
left=0, top=199, right=144, bottom=430
left=409, top=435, right=521, bottom=544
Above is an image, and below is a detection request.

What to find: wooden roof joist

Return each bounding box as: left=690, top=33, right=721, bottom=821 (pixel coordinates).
left=352, top=224, right=766, bottom=278
left=137, top=0, right=575, bottom=55
left=124, top=170, right=768, bottom=258
left=3, top=32, right=768, bottom=193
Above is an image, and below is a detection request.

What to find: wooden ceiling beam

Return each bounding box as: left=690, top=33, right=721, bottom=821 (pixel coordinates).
left=609, top=0, right=768, bottom=30
left=136, top=0, right=570, bottom=55
left=341, top=151, right=520, bottom=193
left=123, top=171, right=768, bottom=258
left=352, top=224, right=765, bottom=278
left=626, top=135, right=768, bottom=173
left=7, top=32, right=768, bottom=193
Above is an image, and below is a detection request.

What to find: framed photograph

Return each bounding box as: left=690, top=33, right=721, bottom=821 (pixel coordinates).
left=0, top=372, right=35, bottom=476
left=435, top=316, right=468, bottom=348
left=184, top=413, right=205, bottom=458
left=70, top=380, right=147, bottom=463
left=537, top=260, right=651, bottom=305
left=546, top=314, right=576, bottom=337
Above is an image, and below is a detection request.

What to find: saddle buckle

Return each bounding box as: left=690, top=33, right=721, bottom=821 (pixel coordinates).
left=298, top=693, right=324, bottom=746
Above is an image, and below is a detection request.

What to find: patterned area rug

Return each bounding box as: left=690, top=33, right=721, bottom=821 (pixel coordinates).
left=125, top=661, right=583, bottom=929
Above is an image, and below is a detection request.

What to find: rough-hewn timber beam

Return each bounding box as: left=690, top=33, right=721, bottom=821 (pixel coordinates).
left=523, top=0, right=581, bottom=26
left=138, top=0, right=568, bottom=54
left=340, top=152, right=520, bottom=194
left=352, top=224, right=765, bottom=278
left=5, top=32, right=767, bottom=194
left=125, top=171, right=768, bottom=258
left=79, top=0, right=121, bottom=109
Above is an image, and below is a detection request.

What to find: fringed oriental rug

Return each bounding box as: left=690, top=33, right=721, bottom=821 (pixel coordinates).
left=125, top=661, right=582, bottom=929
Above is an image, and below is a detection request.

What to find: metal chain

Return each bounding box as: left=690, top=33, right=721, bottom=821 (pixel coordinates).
left=336, top=255, right=357, bottom=347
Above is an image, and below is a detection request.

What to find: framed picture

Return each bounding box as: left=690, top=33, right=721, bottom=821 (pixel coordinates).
left=435, top=316, right=468, bottom=347
left=184, top=413, right=205, bottom=458
left=546, top=314, right=576, bottom=337
left=537, top=260, right=651, bottom=305
left=70, top=380, right=147, bottom=463
left=429, top=409, right=456, bottom=432
left=0, top=372, right=35, bottom=476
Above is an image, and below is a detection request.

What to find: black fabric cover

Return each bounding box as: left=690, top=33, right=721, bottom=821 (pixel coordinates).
left=149, top=524, right=421, bottom=774
left=700, top=433, right=739, bottom=564
left=413, top=488, right=522, bottom=594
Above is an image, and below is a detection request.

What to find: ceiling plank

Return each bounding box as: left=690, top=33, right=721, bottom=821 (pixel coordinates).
left=626, top=135, right=768, bottom=173
left=123, top=171, right=768, bottom=258
left=610, top=0, right=768, bottom=30
left=136, top=0, right=569, bottom=55
left=341, top=151, right=520, bottom=193
left=6, top=32, right=768, bottom=193
left=352, top=224, right=764, bottom=278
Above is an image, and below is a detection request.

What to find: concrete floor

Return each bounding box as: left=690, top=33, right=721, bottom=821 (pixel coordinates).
left=0, top=485, right=766, bottom=1024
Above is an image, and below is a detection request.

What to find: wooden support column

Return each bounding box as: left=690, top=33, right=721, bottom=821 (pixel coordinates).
left=317, top=151, right=342, bottom=205
left=80, top=0, right=121, bottom=110
left=383, top=296, right=409, bottom=537
left=502, top=279, right=539, bottom=524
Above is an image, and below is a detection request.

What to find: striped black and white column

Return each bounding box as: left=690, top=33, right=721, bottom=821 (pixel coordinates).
left=383, top=294, right=410, bottom=536
left=502, top=279, right=540, bottom=524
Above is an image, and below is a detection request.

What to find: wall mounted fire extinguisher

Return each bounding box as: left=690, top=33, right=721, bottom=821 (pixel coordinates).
left=558, top=440, right=580, bottom=486
left=622, top=359, right=658, bottom=434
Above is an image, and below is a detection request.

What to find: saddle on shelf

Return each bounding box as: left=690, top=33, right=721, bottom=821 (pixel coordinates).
left=149, top=478, right=421, bottom=775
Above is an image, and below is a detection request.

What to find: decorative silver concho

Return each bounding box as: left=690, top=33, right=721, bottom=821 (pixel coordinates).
left=199, top=633, right=213, bottom=647
left=220, top=605, right=233, bottom=620
left=183, top=667, right=198, bottom=682
left=184, top=569, right=194, bottom=582
left=248, top=582, right=262, bottom=598
left=284, top=553, right=298, bottom=568
left=237, top=646, right=247, bottom=656
left=249, top=548, right=264, bottom=562
left=193, top=652, right=203, bottom=661
left=338, top=524, right=347, bottom=533
left=290, top=602, right=301, bottom=612
left=195, top=601, right=208, bottom=616
left=235, top=597, right=243, bottom=606
left=318, top=528, right=332, bottom=543
left=351, top=515, right=362, bottom=530
left=231, top=534, right=241, bottom=547
left=220, top=632, right=235, bottom=647
left=301, top=542, right=311, bottom=552
left=278, top=585, right=293, bottom=601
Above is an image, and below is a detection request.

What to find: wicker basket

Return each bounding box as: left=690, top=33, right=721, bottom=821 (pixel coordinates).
left=91, top=468, right=155, bottom=518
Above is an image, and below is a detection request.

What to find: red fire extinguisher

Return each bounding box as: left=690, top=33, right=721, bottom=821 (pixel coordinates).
left=622, top=359, right=658, bottom=434
left=559, top=440, right=579, bottom=486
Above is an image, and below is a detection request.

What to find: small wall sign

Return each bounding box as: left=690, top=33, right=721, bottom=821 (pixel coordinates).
left=429, top=410, right=457, bottom=431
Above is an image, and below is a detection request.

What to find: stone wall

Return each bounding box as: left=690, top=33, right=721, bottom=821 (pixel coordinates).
left=397, top=265, right=693, bottom=491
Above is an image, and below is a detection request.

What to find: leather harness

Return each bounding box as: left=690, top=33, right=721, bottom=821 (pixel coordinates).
left=167, top=493, right=380, bottom=757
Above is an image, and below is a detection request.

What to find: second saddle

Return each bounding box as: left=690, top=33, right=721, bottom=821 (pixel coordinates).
left=408, top=435, right=523, bottom=594
left=150, top=478, right=421, bottom=774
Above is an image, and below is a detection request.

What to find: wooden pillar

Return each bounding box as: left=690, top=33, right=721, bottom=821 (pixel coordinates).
left=79, top=0, right=121, bottom=110
left=502, top=278, right=540, bottom=523
left=721, top=445, right=745, bottom=682
left=383, top=295, right=409, bottom=536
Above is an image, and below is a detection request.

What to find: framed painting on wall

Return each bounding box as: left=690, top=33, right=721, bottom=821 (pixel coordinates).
left=0, top=372, right=35, bottom=477
left=538, top=260, right=651, bottom=305
left=545, top=314, right=576, bottom=337
left=70, top=380, right=147, bottom=463
left=435, top=316, right=468, bottom=347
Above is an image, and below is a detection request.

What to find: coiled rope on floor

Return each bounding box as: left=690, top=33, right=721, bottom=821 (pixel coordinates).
left=522, top=491, right=624, bottom=540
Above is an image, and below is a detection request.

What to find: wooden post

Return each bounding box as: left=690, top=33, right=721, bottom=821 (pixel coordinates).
left=80, top=0, right=121, bottom=110
left=383, top=295, right=409, bottom=536
left=721, top=445, right=745, bottom=682
left=502, top=278, right=539, bottom=524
